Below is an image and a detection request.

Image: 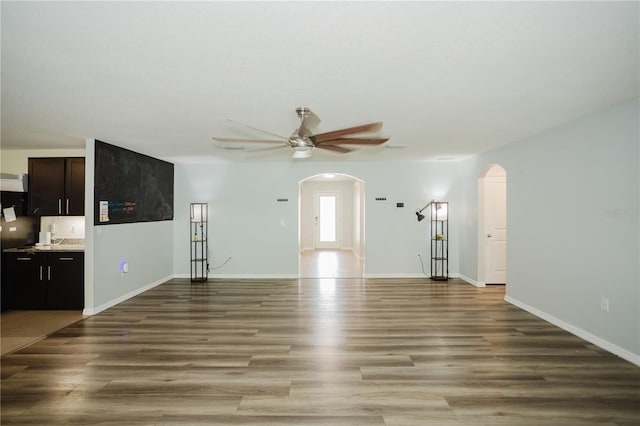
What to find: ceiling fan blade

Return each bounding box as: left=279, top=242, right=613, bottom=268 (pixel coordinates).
left=247, top=145, right=288, bottom=153
left=212, top=136, right=286, bottom=143
left=315, top=137, right=389, bottom=146
left=298, top=109, right=321, bottom=137
left=226, top=119, right=289, bottom=140
left=316, top=145, right=352, bottom=154
left=313, top=122, right=383, bottom=142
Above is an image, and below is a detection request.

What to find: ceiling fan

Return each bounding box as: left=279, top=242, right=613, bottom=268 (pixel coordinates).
left=212, top=107, right=389, bottom=158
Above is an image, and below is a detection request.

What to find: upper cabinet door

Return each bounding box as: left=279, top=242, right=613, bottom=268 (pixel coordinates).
left=65, top=158, right=85, bottom=216
left=28, top=157, right=85, bottom=216
left=28, top=158, right=65, bottom=215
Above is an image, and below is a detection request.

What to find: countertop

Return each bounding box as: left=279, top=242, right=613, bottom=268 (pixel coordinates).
left=3, top=240, right=85, bottom=253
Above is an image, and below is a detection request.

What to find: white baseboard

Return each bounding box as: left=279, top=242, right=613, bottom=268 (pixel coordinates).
left=175, top=272, right=479, bottom=282
left=176, top=273, right=427, bottom=279
left=350, top=248, right=364, bottom=261
left=455, top=273, right=486, bottom=287
left=364, top=273, right=427, bottom=278
left=216, top=274, right=300, bottom=279
left=504, top=295, right=640, bottom=367
left=83, top=275, right=173, bottom=316
left=174, top=273, right=299, bottom=279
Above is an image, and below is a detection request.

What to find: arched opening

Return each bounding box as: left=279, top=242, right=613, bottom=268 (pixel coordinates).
left=478, top=164, right=507, bottom=285
left=298, top=173, right=365, bottom=278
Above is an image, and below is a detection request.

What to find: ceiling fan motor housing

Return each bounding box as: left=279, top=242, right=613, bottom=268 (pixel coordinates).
left=289, top=135, right=314, bottom=149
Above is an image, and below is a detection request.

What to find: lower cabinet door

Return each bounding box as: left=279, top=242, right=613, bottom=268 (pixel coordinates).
left=7, top=253, right=47, bottom=309
left=46, top=253, right=84, bottom=310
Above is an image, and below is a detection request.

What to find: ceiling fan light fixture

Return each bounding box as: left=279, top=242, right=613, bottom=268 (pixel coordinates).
left=292, top=146, right=313, bottom=158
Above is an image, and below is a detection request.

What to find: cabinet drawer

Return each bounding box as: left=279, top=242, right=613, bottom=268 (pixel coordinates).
left=50, top=254, right=83, bottom=264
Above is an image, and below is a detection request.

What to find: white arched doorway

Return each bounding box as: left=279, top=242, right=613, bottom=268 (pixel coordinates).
left=298, top=173, right=365, bottom=278
left=478, top=164, right=507, bottom=285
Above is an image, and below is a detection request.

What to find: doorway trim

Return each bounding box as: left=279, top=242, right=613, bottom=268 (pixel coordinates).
left=298, top=173, right=365, bottom=277
left=477, top=163, right=507, bottom=286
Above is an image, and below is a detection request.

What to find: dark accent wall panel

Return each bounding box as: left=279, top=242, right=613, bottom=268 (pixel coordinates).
left=94, top=140, right=174, bottom=225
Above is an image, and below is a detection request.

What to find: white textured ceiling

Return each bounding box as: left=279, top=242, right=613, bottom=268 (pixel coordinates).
left=1, top=1, right=638, bottom=163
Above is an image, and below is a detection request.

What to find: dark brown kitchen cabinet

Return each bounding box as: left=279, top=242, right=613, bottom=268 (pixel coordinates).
left=5, top=251, right=84, bottom=310
left=28, top=157, right=85, bottom=216
left=46, top=253, right=84, bottom=309
left=64, top=158, right=85, bottom=216
left=5, top=252, right=46, bottom=309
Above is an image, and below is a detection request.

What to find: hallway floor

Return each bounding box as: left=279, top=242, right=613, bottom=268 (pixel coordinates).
left=299, top=249, right=363, bottom=278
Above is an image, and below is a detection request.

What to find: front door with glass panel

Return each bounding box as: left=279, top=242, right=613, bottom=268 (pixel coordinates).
left=314, top=192, right=341, bottom=249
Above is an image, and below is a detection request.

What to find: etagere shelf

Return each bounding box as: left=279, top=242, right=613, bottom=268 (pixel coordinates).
left=190, top=203, right=208, bottom=282
left=430, top=201, right=449, bottom=280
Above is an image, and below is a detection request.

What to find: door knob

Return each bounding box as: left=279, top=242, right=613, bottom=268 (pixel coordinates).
left=487, top=233, right=492, bottom=238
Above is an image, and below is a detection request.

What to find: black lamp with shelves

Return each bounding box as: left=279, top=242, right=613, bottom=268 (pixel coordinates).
left=416, top=200, right=449, bottom=281
left=190, top=203, right=208, bottom=282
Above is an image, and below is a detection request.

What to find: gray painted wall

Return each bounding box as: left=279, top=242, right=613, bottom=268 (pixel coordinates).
left=84, top=139, right=174, bottom=314
left=456, top=98, right=640, bottom=361
left=172, top=161, right=462, bottom=277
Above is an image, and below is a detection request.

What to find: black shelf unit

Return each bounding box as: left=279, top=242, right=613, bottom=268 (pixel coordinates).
left=190, top=203, right=208, bottom=282
left=430, top=201, right=448, bottom=280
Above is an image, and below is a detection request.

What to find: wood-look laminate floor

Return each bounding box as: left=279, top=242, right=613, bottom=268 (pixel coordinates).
left=2, top=278, right=639, bottom=425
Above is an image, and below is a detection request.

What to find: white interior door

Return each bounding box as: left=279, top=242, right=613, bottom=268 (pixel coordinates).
left=484, top=176, right=507, bottom=283
left=315, top=192, right=341, bottom=249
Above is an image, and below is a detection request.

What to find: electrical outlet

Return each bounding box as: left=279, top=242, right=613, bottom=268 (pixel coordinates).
left=119, top=260, right=129, bottom=275
left=600, top=297, right=610, bottom=312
